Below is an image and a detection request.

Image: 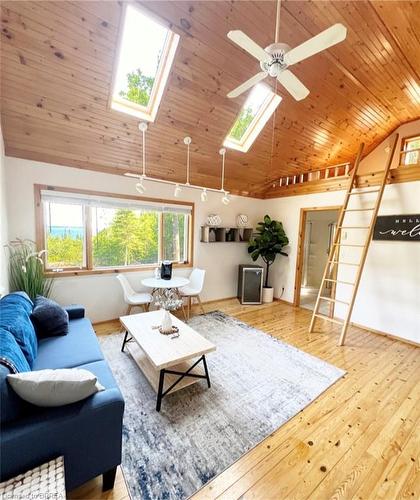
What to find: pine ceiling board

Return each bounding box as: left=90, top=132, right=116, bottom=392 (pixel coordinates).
left=1, top=1, right=419, bottom=197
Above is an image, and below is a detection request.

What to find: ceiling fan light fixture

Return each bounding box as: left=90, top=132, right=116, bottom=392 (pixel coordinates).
left=200, top=188, right=208, bottom=202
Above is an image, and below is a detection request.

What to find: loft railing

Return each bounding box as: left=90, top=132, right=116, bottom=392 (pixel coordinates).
left=278, top=162, right=350, bottom=187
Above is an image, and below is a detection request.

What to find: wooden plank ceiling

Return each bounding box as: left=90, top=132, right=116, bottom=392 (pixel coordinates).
left=1, top=1, right=419, bottom=198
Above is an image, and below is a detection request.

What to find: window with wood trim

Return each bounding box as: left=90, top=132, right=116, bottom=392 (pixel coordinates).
left=401, top=135, right=420, bottom=166
left=111, top=3, right=179, bottom=122
left=37, top=187, right=193, bottom=274
left=223, top=84, right=282, bottom=153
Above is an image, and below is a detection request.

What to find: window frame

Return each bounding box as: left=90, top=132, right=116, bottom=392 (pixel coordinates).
left=34, top=185, right=194, bottom=277
left=109, top=3, right=180, bottom=122
left=223, top=84, right=282, bottom=153
left=400, top=134, right=420, bottom=167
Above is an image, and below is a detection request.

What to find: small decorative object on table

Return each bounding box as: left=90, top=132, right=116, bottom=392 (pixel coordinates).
left=0, top=456, right=65, bottom=499
left=154, top=288, right=183, bottom=335
left=160, top=261, right=173, bottom=280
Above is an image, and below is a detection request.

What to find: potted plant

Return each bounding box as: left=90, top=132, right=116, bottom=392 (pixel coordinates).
left=5, top=239, right=52, bottom=300
left=248, top=215, right=289, bottom=303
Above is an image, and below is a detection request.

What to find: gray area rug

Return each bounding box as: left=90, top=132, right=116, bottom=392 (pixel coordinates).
left=99, top=311, right=345, bottom=500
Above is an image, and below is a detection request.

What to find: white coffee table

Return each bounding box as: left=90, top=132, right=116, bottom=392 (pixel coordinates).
left=120, top=310, right=216, bottom=411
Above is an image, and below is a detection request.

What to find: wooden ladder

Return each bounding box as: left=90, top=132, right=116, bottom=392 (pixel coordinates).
left=308, top=135, right=399, bottom=346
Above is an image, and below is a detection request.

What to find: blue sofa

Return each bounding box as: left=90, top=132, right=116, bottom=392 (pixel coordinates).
left=0, top=293, right=125, bottom=492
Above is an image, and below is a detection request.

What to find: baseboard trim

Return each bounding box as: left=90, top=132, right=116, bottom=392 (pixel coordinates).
left=350, top=321, right=420, bottom=347
left=93, top=296, right=240, bottom=326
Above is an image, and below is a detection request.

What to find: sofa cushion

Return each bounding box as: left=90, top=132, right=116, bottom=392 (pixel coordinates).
left=8, top=368, right=104, bottom=407
left=32, top=318, right=104, bottom=370
left=31, top=296, right=69, bottom=338
left=0, top=293, right=37, bottom=367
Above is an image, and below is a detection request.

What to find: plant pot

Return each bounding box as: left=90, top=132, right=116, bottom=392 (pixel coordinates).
left=262, top=287, right=274, bottom=303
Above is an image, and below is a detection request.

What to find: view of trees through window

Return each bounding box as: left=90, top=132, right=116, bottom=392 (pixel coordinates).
left=119, top=69, right=155, bottom=107
left=45, top=202, right=84, bottom=268
left=403, top=136, right=420, bottom=165
left=44, top=201, right=189, bottom=270
left=229, top=106, right=255, bottom=141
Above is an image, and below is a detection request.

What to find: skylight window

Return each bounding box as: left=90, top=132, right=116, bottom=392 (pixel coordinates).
left=224, top=84, right=282, bottom=153
left=111, top=4, right=179, bottom=122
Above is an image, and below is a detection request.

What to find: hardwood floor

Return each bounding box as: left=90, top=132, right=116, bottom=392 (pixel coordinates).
left=69, top=299, right=419, bottom=500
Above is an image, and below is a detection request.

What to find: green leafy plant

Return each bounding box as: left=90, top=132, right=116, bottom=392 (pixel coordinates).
left=248, top=215, right=289, bottom=288
left=119, top=69, right=154, bottom=107
left=6, top=239, right=52, bottom=300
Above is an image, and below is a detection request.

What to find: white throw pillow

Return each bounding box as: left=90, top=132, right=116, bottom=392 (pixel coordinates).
left=7, top=368, right=104, bottom=407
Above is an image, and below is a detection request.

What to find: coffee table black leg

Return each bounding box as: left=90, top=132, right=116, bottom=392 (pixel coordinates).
left=202, top=355, right=211, bottom=388
left=121, top=331, right=132, bottom=352
left=156, top=370, right=165, bottom=412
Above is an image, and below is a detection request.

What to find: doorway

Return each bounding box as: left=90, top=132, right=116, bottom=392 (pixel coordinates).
left=294, top=206, right=341, bottom=313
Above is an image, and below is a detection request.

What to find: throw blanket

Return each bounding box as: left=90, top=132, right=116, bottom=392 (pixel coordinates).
left=0, top=292, right=37, bottom=368
left=0, top=328, right=31, bottom=373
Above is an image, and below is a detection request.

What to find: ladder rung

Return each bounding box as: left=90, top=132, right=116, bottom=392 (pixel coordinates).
left=348, top=189, right=380, bottom=195
left=344, top=208, right=375, bottom=212
left=324, top=279, right=355, bottom=285
left=329, top=260, right=359, bottom=266
left=314, top=314, right=343, bottom=325
left=338, top=226, right=370, bottom=229
left=334, top=243, right=365, bottom=247
left=320, top=296, right=349, bottom=305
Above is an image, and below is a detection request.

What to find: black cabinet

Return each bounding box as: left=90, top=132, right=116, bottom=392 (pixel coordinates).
left=237, top=265, right=264, bottom=304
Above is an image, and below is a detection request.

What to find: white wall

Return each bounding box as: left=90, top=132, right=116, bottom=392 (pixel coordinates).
left=5, top=157, right=264, bottom=322
left=358, top=119, right=420, bottom=174
left=0, top=126, right=8, bottom=296
left=265, top=182, right=420, bottom=344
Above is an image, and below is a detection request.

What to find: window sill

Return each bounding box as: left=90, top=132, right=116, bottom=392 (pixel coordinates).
left=44, top=263, right=192, bottom=278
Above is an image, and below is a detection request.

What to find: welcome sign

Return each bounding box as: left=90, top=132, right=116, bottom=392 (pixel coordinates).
left=373, top=214, right=420, bottom=241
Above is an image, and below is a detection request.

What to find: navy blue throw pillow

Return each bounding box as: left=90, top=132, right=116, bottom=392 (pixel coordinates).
left=31, top=296, right=69, bottom=338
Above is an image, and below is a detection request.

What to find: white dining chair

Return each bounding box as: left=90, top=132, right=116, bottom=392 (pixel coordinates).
left=179, top=268, right=206, bottom=319
left=116, top=274, right=152, bottom=315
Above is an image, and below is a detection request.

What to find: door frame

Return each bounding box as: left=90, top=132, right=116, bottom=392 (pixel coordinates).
left=293, top=205, right=342, bottom=307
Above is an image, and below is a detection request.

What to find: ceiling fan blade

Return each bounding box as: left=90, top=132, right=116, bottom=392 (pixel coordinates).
left=227, top=30, right=271, bottom=63
left=227, top=71, right=268, bottom=98
left=284, top=23, right=347, bottom=66
left=277, top=70, right=309, bottom=101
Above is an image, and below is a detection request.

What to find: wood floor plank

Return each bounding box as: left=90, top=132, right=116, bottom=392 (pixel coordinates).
left=69, top=299, right=419, bottom=500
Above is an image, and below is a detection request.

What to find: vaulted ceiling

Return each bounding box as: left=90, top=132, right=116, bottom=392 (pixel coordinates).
left=1, top=1, right=419, bottom=197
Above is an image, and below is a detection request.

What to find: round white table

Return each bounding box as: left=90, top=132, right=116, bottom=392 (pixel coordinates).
left=141, top=276, right=190, bottom=320
left=141, top=277, right=189, bottom=289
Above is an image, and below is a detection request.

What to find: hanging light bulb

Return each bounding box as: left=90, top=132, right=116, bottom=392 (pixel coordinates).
left=135, top=122, right=148, bottom=194
left=136, top=175, right=146, bottom=194
left=174, top=183, right=182, bottom=197
left=222, top=191, right=230, bottom=205
left=200, top=188, right=208, bottom=202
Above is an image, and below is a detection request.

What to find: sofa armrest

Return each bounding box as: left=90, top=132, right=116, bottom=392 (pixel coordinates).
left=1, top=386, right=124, bottom=490
left=64, top=305, right=85, bottom=320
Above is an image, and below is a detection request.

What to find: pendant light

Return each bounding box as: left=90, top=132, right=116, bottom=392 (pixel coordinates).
left=200, top=188, right=208, bottom=202
left=219, top=148, right=230, bottom=205
left=136, top=122, right=148, bottom=194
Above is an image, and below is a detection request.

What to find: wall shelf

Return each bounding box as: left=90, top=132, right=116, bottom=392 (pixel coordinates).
left=200, top=226, right=253, bottom=243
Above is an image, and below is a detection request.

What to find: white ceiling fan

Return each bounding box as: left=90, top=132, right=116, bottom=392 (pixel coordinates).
left=227, top=0, right=347, bottom=101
